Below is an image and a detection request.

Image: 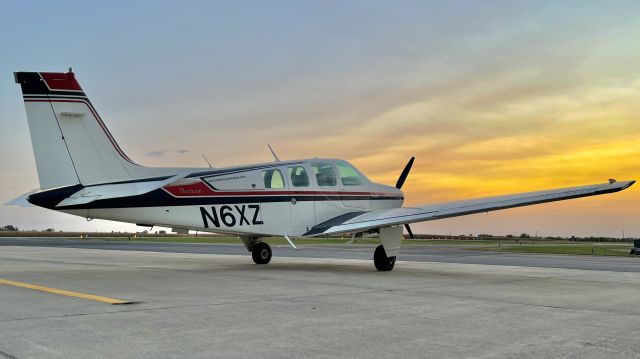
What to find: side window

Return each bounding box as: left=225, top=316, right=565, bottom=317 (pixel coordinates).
left=263, top=169, right=285, bottom=189
left=312, top=162, right=337, bottom=187
left=336, top=162, right=364, bottom=186
left=288, top=166, right=309, bottom=187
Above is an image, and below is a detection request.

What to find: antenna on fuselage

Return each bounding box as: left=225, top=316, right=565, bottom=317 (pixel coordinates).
left=267, top=144, right=281, bottom=162
left=201, top=153, right=213, bottom=168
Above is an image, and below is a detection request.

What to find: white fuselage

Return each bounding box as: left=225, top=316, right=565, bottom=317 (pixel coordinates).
left=61, top=159, right=404, bottom=237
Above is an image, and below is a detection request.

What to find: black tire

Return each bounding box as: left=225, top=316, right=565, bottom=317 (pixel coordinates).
left=373, top=244, right=396, bottom=271
left=252, top=242, right=272, bottom=264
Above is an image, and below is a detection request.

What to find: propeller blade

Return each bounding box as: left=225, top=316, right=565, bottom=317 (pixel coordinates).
left=395, top=156, right=415, bottom=189
left=404, top=224, right=414, bottom=239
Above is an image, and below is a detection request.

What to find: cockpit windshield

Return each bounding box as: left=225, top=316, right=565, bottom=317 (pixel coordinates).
left=335, top=161, right=367, bottom=186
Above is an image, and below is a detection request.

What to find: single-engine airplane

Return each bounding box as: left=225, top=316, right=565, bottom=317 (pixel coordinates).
left=9, top=70, right=636, bottom=271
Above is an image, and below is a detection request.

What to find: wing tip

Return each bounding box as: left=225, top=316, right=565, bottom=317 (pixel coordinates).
left=611, top=179, right=635, bottom=192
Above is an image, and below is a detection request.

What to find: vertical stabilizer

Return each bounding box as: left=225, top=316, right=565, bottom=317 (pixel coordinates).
left=14, top=70, right=169, bottom=189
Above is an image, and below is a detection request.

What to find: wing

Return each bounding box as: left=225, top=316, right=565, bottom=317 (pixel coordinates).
left=305, top=180, right=635, bottom=236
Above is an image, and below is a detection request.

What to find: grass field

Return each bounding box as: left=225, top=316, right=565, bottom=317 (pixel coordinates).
left=493, top=244, right=632, bottom=256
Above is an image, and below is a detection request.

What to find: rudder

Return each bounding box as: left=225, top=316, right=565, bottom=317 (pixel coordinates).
left=15, top=70, right=150, bottom=189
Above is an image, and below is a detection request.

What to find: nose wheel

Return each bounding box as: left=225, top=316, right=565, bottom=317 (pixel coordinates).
left=373, top=244, right=396, bottom=271
left=252, top=242, right=272, bottom=264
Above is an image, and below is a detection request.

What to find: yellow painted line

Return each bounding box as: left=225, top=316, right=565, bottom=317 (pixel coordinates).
left=0, top=278, right=132, bottom=305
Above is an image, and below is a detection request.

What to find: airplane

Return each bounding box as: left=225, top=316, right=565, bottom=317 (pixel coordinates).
left=9, top=69, right=635, bottom=271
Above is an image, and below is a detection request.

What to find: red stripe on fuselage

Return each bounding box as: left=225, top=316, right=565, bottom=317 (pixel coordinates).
left=163, top=181, right=216, bottom=196
left=162, top=181, right=398, bottom=198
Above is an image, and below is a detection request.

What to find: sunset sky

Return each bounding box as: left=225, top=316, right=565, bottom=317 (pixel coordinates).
left=0, top=1, right=638, bottom=236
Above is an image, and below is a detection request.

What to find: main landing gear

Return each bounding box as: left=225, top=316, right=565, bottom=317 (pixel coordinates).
left=240, top=236, right=273, bottom=265
left=373, top=244, right=396, bottom=271
left=251, top=241, right=272, bottom=264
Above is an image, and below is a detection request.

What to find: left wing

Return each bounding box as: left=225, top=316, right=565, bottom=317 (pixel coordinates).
left=305, top=180, right=635, bottom=236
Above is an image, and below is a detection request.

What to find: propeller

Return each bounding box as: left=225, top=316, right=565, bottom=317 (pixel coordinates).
left=395, top=157, right=415, bottom=189
left=395, top=157, right=416, bottom=239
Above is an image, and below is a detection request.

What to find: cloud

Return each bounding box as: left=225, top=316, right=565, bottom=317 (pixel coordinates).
left=3, top=1, right=639, bottom=234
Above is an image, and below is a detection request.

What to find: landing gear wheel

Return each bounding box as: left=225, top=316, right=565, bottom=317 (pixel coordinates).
left=252, top=242, right=272, bottom=264
left=373, top=244, right=396, bottom=271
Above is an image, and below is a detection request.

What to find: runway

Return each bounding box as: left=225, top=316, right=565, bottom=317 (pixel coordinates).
left=1, top=238, right=640, bottom=358
left=1, top=237, right=639, bottom=273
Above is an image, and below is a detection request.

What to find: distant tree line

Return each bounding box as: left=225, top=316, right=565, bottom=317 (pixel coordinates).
left=0, top=225, right=59, bottom=232
left=1, top=225, right=18, bottom=231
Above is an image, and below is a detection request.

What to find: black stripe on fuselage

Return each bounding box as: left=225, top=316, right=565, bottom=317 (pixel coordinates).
left=304, top=211, right=368, bottom=236
left=27, top=185, right=84, bottom=209
left=84, top=176, right=174, bottom=187
left=28, top=185, right=402, bottom=210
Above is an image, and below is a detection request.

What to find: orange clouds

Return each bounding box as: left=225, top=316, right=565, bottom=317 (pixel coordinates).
left=346, top=77, right=640, bottom=235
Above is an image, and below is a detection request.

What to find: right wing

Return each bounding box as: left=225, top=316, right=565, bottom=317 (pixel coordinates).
left=305, top=180, right=635, bottom=236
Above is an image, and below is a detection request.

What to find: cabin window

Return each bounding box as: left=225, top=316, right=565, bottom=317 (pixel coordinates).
left=263, top=169, right=285, bottom=189
left=336, top=161, right=364, bottom=186
left=288, top=166, right=309, bottom=187
left=312, top=162, right=337, bottom=187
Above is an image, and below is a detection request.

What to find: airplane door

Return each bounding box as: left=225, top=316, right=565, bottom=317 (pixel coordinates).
left=287, top=164, right=316, bottom=235
left=335, top=161, right=371, bottom=210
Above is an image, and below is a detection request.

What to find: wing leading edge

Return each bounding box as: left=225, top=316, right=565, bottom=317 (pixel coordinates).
left=305, top=180, right=635, bottom=236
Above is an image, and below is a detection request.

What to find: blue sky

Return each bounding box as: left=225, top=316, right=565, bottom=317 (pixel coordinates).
left=1, top=1, right=639, bottom=236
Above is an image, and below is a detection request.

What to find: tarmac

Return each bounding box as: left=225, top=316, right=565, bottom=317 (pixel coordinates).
left=2, top=237, right=639, bottom=273
left=1, top=238, right=640, bottom=358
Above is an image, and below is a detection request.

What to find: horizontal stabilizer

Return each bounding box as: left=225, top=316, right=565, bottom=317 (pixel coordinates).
left=55, top=173, right=189, bottom=207
left=4, top=190, right=39, bottom=207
